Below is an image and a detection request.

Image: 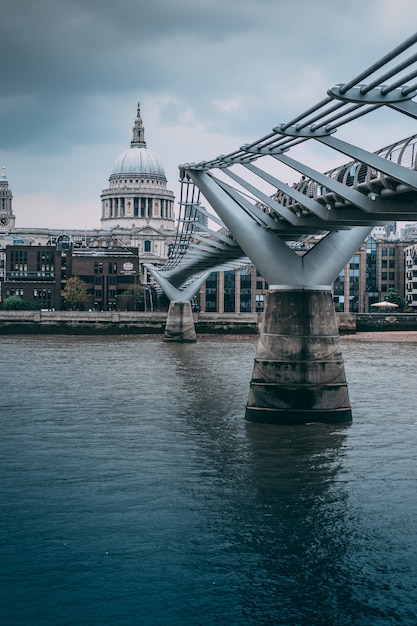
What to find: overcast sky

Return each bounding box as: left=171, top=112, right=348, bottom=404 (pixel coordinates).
left=1, top=0, right=416, bottom=229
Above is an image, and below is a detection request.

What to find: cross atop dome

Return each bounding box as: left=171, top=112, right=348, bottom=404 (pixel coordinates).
left=130, top=103, right=146, bottom=148
left=1, top=166, right=7, bottom=180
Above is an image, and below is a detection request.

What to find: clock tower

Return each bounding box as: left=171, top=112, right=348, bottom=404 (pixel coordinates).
left=0, top=167, right=15, bottom=229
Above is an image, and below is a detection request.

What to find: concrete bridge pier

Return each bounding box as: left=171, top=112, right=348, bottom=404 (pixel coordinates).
left=164, top=300, right=196, bottom=342
left=144, top=264, right=210, bottom=343
left=185, top=170, right=373, bottom=423
left=245, top=289, right=351, bottom=424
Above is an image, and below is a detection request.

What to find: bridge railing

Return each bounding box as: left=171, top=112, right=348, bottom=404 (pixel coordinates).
left=270, top=133, right=417, bottom=217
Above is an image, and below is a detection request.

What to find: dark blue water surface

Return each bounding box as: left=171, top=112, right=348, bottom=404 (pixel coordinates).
left=1, top=335, right=417, bottom=625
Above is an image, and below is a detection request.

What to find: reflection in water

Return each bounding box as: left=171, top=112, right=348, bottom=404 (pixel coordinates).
left=1, top=336, right=417, bottom=624
left=243, top=422, right=350, bottom=623
left=163, top=341, right=354, bottom=623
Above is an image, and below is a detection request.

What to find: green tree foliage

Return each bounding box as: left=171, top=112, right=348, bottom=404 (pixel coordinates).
left=4, top=295, right=31, bottom=310
left=121, top=284, right=145, bottom=311
left=63, top=276, right=88, bottom=310
left=384, top=287, right=406, bottom=310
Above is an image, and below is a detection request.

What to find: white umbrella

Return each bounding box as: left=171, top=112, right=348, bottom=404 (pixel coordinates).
left=371, top=301, right=399, bottom=309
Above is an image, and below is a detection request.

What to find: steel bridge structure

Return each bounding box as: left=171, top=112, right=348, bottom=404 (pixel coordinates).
left=147, top=32, right=417, bottom=424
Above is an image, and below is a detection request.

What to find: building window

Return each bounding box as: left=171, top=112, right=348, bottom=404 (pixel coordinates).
left=256, top=294, right=265, bottom=313
left=94, top=262, right=103, bottom=274
left=36, top=250, right=54, bottom=272
left=109, top=262, right=117, bottom=274
left=10, top=250, right=28, bottom=272
left=240, top=269, right=251, bottom=312
left=205, top=272, right=218, bottom=312
left=144, top=240, right=151, bottom=252
left=224, top=271, right=236, bottom=312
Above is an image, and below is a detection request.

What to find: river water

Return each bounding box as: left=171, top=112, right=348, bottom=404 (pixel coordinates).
left=1, top=335, right=417, bottom=625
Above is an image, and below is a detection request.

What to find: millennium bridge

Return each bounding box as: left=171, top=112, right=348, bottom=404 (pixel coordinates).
left=146, top=32, right=417, bottom=425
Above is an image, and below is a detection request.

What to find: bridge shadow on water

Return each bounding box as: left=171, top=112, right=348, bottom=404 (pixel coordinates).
left=162, top=339, right=370, bottom=625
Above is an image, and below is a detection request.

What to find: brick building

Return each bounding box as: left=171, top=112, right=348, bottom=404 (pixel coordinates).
left=0, top=243, right=144, bottom=311
left=1, top=245, right=62, bottom=309
left=68, top=247, right=141, bottom=311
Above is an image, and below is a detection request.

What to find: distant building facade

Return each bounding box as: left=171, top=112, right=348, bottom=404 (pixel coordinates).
left=197, top=233, right=411, bottom=315
left=2, top=244, right=62, bottom=309
left=198, top=268, right=268, bottom=314
left=405, top=243, right=417, bottom=308
left=0, top=104, right=176, bottom=300
left=333, top=236, right=409, bottom=312
left=68, top=248, right=141, bottom=311
left=1, top=103, right=417, bottom=314
left=0, top=167, right=15, bottom=230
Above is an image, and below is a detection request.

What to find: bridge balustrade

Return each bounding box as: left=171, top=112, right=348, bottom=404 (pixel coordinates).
left=272, top=133, right=417, bottom=218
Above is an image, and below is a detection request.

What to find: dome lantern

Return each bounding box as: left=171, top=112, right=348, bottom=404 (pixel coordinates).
left=131, top=103, right=146, bottom=148
left=110, top=102, right=166, bottom=180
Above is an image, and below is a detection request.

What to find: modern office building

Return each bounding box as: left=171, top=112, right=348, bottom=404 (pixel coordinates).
left=405, top=243, right=417, bottom=308
left=332, top=235, right=409, bottom=312
left=198, top=233, right=411, bottom=315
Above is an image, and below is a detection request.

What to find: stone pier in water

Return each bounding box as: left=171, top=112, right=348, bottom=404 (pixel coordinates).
left=164, top=301, right=197, bottom=343
left=245, top=290, right=352, bottom=425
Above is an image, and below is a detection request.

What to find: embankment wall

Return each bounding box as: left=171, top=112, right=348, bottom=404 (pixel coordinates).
left=1, top=310, right=417, bottom=335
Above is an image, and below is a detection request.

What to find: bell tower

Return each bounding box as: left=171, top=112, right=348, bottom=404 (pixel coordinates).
left=0, top=167, right=15, bottom=229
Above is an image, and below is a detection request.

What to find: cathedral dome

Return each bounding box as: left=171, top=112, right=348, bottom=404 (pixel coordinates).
left=101, top=103, right=175, bottom=232
left=111, top=146, right=165, bottom=178
left=109, top=103, right=166, bottom=181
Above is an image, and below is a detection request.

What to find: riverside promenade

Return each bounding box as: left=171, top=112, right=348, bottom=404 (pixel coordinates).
left=1, top=310, right=417, bottom=335
left=0, top=310, right=261, bottom=335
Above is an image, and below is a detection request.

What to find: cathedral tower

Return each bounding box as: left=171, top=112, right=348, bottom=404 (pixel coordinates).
left=0, top=167, right=16, bottom=230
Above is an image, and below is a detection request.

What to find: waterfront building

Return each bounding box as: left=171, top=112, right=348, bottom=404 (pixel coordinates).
left=1, top=241, right=148, bottom=312
left=405, top=243, right=417, bottom=308
left=332, top=237, right=408, bottom=312
left=198, top=235, right=410, bottom=315
left=0, top=104, right=176, bottom=304
left=68, top=247, right=141, bottom=311
left=1, top=244, right=62, bottom=310
left=198, top=267, right=268, bottom=314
